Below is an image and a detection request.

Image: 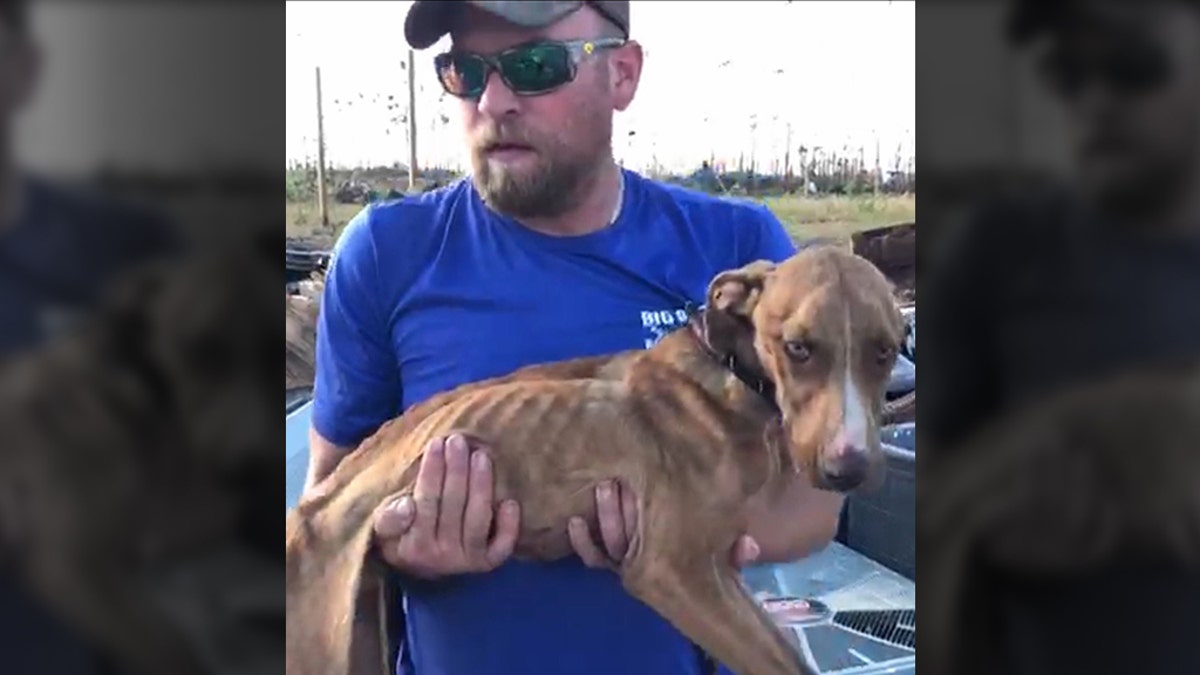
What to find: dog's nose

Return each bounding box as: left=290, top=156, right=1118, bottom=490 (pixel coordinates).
left=833, top=441, right=870, bottom=472
left=820, top=442, right=871, bottom=491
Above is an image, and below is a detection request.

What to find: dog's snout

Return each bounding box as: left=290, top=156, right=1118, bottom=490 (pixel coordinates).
left=818, top=438, right=872, bottom=491
left=833, top=441, right=869, bottom=464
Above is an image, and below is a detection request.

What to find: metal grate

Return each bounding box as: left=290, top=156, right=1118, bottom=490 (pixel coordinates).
left=832, top=609, right=916, bottom=649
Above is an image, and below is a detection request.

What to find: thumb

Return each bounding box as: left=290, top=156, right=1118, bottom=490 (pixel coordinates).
left=374, top=495, right=416, bottom=540
left=734, top=535, right=761, bottom=567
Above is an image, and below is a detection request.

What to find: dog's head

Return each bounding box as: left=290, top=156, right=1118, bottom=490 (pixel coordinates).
left=704, top=245, right=904, bottom=492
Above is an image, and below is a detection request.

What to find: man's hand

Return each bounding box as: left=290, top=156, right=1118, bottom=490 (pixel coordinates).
left=371, top=434, right=520, bottom=580
left=567, top=480, right=761, bottom=569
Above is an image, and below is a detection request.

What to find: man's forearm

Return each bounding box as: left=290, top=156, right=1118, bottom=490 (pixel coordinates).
left=304, top=426, right=355, bottom=494
left=745, top=477, right=844, bottom=564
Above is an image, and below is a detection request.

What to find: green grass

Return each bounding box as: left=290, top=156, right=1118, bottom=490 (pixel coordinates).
left=760, top=193, right=915, bottom=243
left=285, top=193, right=915, bottom=246
left=285, top=201, right=363, bottom=244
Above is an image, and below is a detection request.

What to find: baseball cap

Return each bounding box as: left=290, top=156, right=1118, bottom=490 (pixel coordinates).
left=404, top=1, right=630, bottom=50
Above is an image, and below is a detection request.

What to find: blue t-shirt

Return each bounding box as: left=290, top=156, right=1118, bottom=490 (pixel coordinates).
left=0, top=176, right=180, bottom=355
left=313, top=169, right=797, bottom=675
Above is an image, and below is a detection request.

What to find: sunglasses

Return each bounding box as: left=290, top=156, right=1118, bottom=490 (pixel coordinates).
left=1039, top=45, right=1173, bottom=98
left=434, top=38, right=626, bottom=99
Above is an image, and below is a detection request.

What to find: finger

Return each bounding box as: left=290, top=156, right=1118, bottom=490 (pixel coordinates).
left=436, top=434, right=471, bottom=545
left=462, top=450, right=496, bottom=555
left=375, top=497, right=417, bottom=568
left=732, top=535, right=761, bottom=568
left=568, top=516, right=610, bottom=569
left=484, top=500, right=520, bottom=569
left=619, top=481, right=638, bottom=555
left=596, top=481, right=628, bottom=561
left=373, top=494, right=417, bottom=541
left=411, top=438, right=447, bottom=547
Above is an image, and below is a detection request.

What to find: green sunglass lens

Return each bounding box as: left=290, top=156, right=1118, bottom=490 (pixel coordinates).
left=437, top=54, right=488, bottom=96
left=498, top=44, right=571, bottom=93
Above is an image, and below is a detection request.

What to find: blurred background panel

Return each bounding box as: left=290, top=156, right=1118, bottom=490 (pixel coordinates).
left=921, top=2, right=1067, bottom=170
left=919, top=2, right=1200, bottom=673
left=918, top=0, right=1076, bottom=245
left=15, top=2, right=278, bottom=176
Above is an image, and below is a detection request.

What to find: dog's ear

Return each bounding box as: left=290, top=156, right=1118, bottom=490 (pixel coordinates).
left=704, top=260, right=775, bottom=357
left=706, top=260, right=776, bottom=319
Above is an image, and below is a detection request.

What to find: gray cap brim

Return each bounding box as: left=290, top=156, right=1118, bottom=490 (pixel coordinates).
left=404, top=1, right=588, bottom=50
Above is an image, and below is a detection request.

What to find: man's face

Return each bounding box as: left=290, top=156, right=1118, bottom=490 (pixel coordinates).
left=448, top=5, right=635, bottom=219
left=1037, top=4, right=1200, bottom=216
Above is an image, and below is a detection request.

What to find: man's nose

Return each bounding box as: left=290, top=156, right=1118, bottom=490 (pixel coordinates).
left=476, top=70, right=520, bottom=118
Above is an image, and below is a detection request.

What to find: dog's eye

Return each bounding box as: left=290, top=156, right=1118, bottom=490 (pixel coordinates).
left=875, top=344, right=898, bottom=365
left=784, top=340, right=811, bottom=362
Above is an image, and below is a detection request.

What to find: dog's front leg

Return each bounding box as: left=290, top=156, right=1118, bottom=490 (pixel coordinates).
left=620, top=510, right=812, bottom=675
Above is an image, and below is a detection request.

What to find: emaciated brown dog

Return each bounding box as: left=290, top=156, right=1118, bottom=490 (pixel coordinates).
left=285, top=245, right=905, bottom=675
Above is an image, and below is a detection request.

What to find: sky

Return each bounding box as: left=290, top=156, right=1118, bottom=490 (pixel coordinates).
left=286, top=1, right=915, bottom=174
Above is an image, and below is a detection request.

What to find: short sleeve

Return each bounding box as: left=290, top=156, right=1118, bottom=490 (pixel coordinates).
left=311, top=206, right=401, bottom=448
left=741, top=203, right=798, bottom=265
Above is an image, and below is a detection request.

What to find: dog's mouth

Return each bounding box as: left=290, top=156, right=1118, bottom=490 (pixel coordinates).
left=817, top=469, right=866, bottom=493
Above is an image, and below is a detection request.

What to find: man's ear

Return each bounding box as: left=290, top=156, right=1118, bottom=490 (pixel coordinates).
left=608, top=40, right=643, bottom=112
left=706, top=260, right=775, bottom=319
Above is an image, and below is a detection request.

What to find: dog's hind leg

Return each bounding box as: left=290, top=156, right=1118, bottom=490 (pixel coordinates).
left=286, top=495, right=399, bottom=675
left=348, top=560, right=393, bottom=675
left=620, top=524, right=812, bottom=675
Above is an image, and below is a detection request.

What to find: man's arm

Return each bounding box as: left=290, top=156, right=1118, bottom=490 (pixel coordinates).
left=742, top=202, right=800, bottom=262
left=744, top=480, right=844, bottom=563
left=304, top=428, right=356, bottom=493
left=304, top=206, right=401, bottom=495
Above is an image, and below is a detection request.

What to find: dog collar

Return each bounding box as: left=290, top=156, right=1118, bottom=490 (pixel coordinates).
left=685, top=308, right=779, bottom=411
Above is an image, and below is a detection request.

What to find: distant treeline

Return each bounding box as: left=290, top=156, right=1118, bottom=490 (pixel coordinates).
left=284, top=159, right=915, bottom=203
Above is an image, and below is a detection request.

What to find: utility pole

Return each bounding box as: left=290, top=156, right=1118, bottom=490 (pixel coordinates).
left=407, top=48, right=418, bottom=192
left=783, top=122, right=792, bottom=181
left=873, top=132, right=881, bottom=194
left=315, top=66, right=329, bottom=228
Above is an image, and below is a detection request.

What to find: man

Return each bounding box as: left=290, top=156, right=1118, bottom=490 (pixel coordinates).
left=924, top=2, right=1200, bottom=673
left=306, top=2, right=845, bottom=673
left=0, top=1, right=182, bottom=673
left=0, top=3, right=179, bottom=356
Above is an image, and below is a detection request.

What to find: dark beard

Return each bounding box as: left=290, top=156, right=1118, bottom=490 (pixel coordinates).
left=471, top=148, right=596, bottom=220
